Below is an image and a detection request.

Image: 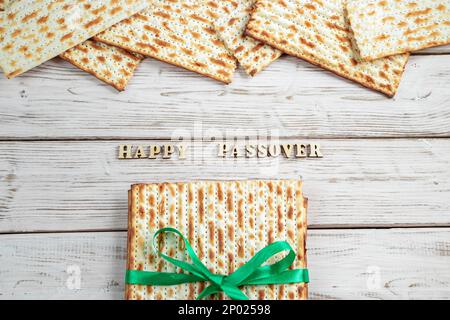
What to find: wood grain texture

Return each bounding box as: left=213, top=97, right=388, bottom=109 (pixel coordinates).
left=0, top=139, right=449, bottom=233
left=417, top=44, right=450, bottom=54
left=0, top=228, right=448, bottom=300
left=0, top=36, right=449, bottom=301
left=0, top=55, right=449, bottom=140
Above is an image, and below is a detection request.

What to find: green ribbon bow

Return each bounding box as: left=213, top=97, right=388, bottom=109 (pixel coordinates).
left=126, top=227, right=309, bottom=300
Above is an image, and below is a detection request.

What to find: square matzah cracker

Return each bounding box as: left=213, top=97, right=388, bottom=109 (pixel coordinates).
left=246, top=0, right=410, bottom=97
left=0, top=0, right=148, bottom=78
left=60, top=40, right=143, bottom=91
left=347, top=0, right=450, bottom=61
left=214, top=0, right=282, bottom=76
left=126, top=180, right=308, bottom=300
left=95, top=0, right=237, bottom=84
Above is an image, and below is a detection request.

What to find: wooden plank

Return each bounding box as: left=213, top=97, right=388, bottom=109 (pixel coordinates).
left=310, top=228, right=450, bottom=300
left=1, top=139, right=449, bottom=233
left=0, top=55, right=449, bottom=140
left=0, top=228, right=448, bottom=299
left=416, top=44, right=450, bottom=55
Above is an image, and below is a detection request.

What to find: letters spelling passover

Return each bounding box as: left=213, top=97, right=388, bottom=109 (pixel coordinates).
left=218, top=143, right=323, bottom=158
left=118, top=143, right=323, bottom=160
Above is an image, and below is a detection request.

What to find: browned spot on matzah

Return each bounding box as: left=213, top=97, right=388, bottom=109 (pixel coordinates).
left=218, top=228, right=225, bottom=254
left=198, top=186, right=205, bottom=224
left=227, top=188, right=234, bottom=212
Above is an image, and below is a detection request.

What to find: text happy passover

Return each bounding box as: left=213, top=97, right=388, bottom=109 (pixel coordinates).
left=118, top=143, right=323, bottom=159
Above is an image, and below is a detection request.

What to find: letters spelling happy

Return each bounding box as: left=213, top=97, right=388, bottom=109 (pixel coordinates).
left=118, top=144, right=188, bottom=160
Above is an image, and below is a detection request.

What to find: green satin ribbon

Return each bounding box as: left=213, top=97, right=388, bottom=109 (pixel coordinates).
left=126, top=227, right=309, bottom=300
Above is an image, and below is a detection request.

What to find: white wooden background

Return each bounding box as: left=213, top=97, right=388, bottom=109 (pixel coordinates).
left=0, top=44, right=449, bottom=300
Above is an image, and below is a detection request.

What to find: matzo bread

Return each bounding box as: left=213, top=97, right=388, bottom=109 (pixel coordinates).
left=246, top=0, right=409, bottom=97
left=0, top=0, right=148, bottom=78
left=95, top=0, right=237, bottom=84
left=214, top=0, right=282, bottom=76
left=1, top=0, right=12, bottom=11
left=347, top=0, right=450, bottom=60
left=126, top=180, right=308, bottom=300
left=60, top=40, right=143, bottom=91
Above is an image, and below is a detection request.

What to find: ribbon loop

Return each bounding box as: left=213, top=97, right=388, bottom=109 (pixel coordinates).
left=126, top=227, right=309, bottom=300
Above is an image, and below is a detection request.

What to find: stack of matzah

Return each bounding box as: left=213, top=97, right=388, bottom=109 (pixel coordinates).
left=246, top=0, right=410, bottom=97
left=126, top=180, right=308, bottom=300
left=0, top=0, right=147, bottom=78
left=0, top=0, right=148, bottom=90
left=95, top=0, right=238, bottom=83
left=1, top=0, right=448, bottom=95
left=214, top=0, right=282, bottom=76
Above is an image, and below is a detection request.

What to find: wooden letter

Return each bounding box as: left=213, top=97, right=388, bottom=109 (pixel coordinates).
left=163, top=145, right=174, bottom=159
left=134, top=145, right=147, bottom=159
left=309, top=143, right=324, bottom=158
left=231, top=145, right=241, bottom=158
left=177, top=144, right=188, bottom=160
left=218, top=144, right=229, bottom=158
left=257, top=145, right=268, bottom=158
left=268, top=144, right=281, bottom=157
left=281, top=144, right=294, bottom=158
left=295, top=144, right=307, bottom=158
left=149, top=145, right=161, bottom=159
left=118, top=145, right=133, bottom=159
left=245, top=145, right=257, bottom=158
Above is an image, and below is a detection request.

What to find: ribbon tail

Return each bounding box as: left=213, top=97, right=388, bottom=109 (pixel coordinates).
left=197, top=285, right=220, bottom=300
left=126, top=270, right=204, bottom=286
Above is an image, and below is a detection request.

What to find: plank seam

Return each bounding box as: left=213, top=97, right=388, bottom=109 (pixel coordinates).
left=1, top=224, right=450, bottom=236
left=1, top=135, right=450, bottom=142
